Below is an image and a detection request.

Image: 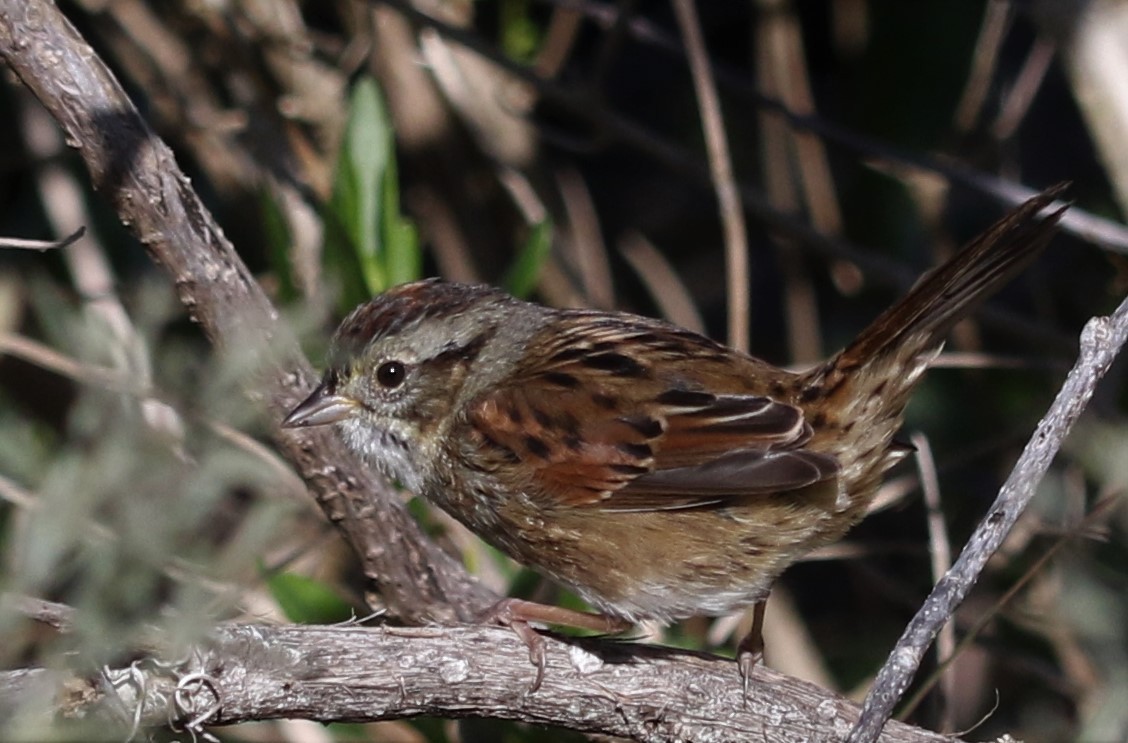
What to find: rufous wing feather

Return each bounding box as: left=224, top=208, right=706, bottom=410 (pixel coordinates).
left=465, top=334, right=839, bottom=510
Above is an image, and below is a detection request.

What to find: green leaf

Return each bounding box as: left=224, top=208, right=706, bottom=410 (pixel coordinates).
left=502, top=217, right=553, bottom=298
left=323, top=76, right=422, bottom=310
left=341, top=78, right=385, bottom=289
left=265, top=570, right=354, bottom=625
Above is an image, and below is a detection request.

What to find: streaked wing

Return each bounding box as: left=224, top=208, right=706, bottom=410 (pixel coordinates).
left=604, top=449, right=840, bottom=511
left=464, top=313, right=840, bottom=511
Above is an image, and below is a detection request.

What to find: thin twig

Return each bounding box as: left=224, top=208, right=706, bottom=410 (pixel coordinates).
left=618, top=231, right=705, bottom=333
left=0, top=332, right=135, bottom=393
left=954, top=0, right=1012, bottom=132
left=532, top=0, right=1128, bottom=252
left=0, top=473, right=37, bottom=511
left=557, top=166, right=614, bottom=309
left=850, top=296, right=1128, bottom=742
left=670, top=0, right=749, bottom=351
left=0, top=226, right=84, bottom=250
left=0, top=594, right=76, bottom=630
left=755, top=0, right=824, bottom=363
left=379, top=0, right=1079, bottom=353
left=911, top=432, right=955, bottom=734
left=993, top=36, right=1056, bottom=141
left=929, top=350, right=1072, bottom=371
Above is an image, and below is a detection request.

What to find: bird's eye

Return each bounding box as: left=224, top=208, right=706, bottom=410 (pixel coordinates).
left=375, top=360, right=406, bottom=389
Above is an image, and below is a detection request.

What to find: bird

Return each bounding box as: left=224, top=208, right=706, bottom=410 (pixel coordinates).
left=283, top=186, right=1065, bottom=688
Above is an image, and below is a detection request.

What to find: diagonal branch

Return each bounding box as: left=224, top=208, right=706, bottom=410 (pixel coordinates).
left=849, top=292, right=1128, bottom=741
left=0, top=0, right=496, bottom=624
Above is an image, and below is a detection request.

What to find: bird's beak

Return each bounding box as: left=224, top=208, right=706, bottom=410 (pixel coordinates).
left=282, top=381, right=360, bottom=428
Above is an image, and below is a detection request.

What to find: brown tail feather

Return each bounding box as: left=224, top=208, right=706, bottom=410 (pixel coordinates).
left=800, top=186, right=1066, bottom=517
left=838, top=185, right=1067, bottom=371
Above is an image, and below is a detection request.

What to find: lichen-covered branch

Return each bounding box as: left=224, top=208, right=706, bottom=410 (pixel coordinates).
left=1, top=622, right=955, bottom=743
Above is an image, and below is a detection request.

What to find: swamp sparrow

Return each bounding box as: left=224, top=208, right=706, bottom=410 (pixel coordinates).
left=284, top=188, right=1064, bottom=685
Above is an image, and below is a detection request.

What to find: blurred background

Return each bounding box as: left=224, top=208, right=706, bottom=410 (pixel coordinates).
left=1, top=0, right=1127, bottom=740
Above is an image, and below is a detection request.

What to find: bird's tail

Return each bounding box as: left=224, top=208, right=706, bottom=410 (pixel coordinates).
left=801, top=185, right=1067, bottom=513
left=838, top=187, right=1065, bottom=373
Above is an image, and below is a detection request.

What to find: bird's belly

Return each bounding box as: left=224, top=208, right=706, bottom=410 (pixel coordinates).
left=484, top=486, right=842, bottom=623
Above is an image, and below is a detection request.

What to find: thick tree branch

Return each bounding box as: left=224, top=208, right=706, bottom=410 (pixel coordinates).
left=1, top=622, right=954, bottom=743
left=0, top=0, right=496, bottom=624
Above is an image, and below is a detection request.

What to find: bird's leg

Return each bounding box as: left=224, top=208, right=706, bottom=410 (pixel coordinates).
left=736, top=600, right=767, bottom=696
left=479, top=598, right=633, bottom=692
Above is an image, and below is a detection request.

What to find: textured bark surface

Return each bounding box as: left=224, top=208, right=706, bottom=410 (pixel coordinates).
left=1, top=623, right=956, bottom=743
left=0, top=0, right=497, bottom=625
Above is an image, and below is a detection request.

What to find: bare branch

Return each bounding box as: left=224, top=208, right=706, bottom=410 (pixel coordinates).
left=850, top=295, right=1128, bottom=742
left=0, top=0, right=497, bottom=623
left=540, top=0, right=1128, bottom=252
left=0, top=623, right=956, bottom=743
left=0, top=226, right=84, bottom=250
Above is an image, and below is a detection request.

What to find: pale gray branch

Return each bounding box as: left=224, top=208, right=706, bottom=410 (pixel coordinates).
left=850, top=296, right=1128, bottom=742
left=1, top=623, right=955, bottom=743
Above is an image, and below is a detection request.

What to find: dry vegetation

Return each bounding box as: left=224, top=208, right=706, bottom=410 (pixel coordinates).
left=1, top=1, right=1127, bottom=741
